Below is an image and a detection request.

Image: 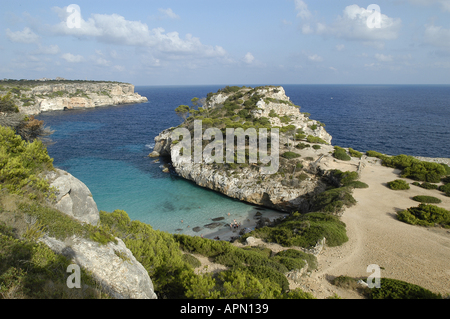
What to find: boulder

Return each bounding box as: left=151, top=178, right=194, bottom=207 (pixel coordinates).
left=39, top=235, right=157, bottom=299
left=245, top=236, right=257, bottom=246
left=45, top=169, right=100, bottom=226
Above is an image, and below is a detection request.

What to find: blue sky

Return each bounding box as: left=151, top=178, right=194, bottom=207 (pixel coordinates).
left=1, top=0, right=450, bottom=85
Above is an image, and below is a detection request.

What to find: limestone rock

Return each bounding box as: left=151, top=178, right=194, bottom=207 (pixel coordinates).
left=16, top=82, right=148, bottom=115
left=39, top=235, right=157, bottom=299
left=245, top=237, right=257, bottom=246
left=44, top=169, right=100, bottom=226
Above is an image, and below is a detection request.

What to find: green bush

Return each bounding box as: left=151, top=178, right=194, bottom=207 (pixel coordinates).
left=412, top=196, right=442, bottom=204
left=397, top=204, right=450, bottom=228
left=388, top=180, right=410, bottom=190
left=412, top=182, right=439, bottom=190
left=296, top=143, right=310, bottom=149
left=282, top=152, right=301, bottom=159
left=348, top=148, right=363, bottom=158
left=332, top=170, right=359, bottom=186
left=182, top=254, right=202, bottom=268
left=368, top=278, right=441, bottom=299
left=312, top=187, right=357, bottom=214
left=346, top=181, right=369, bottom=189
left=333, top=147, right=351, bottom=161
left=275, top=249, right=318, bottom=271
left=439, top=183, right=450, bottom=194
left=306, top=136, right=327, bottom=145
left=312, top=145, right=321, bottom=150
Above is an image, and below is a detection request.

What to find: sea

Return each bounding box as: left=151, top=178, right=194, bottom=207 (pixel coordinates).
left=36, top=84, right=450, bottom=236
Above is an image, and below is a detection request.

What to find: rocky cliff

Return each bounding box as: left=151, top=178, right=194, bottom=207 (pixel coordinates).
left=151, top=86, right=336, bottom=213
left=1, top=82, right=148, bottom=115
left=40, top=168, right=157, bottom=299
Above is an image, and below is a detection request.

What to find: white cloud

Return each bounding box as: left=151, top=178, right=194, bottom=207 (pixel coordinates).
left=329, top=66, right=338, bottom=71
left=6, top=27, right=40, bottom=44
left=336, top=44, right=345, bottom=51
left=375, top=53, right=394, bottom=62
left=34, top=44, right=60, bottom=55
left=243, top=52, right=255, bottom=64
left=158, top=8, right=180, bottom=19
left=308, top=54, right=323, bottom=62
left=299, top=4, right=401, bottom=47
left=295, top=0, right=312, bottom=20
left=61, top=53, right=84, bottom=63
left=49, top=7, right=227, bottom=60
left=424, top=24, right=450, bottom=47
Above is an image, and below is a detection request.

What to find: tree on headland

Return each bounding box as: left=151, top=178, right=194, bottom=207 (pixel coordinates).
left=175, top=105, right=192, bottom=126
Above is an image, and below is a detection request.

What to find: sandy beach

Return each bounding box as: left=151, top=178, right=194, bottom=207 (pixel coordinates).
left=191, top=155, right=450, bottom=298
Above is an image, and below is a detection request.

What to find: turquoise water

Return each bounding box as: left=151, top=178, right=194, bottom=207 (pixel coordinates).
left=37, top=86, right=278, bottom=237
left=37, top=85, right=450, bottom=237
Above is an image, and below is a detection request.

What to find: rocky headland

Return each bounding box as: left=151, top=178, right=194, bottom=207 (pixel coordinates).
left=151, top=86, right=339, bottom=213
left=0, top=80, right=148, bottom=115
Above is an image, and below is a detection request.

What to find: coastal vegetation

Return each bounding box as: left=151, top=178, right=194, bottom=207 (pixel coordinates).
left=332, top=276, right=442, bottom=299
left=387, top=179, right=411, bottom=190
left=397, top=204, right=450, bottom=228
left=2, top=85, right=446, bottom=299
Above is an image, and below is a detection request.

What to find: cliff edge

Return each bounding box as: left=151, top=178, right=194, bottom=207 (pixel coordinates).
left=0, top=81, right=148, bottom=115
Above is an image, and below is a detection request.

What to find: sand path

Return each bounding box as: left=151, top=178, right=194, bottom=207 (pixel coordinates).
left=297, top=158, right=450, bottom=298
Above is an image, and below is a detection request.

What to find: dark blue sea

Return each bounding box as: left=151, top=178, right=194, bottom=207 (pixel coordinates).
left=37, top=85, right=450, bottom=235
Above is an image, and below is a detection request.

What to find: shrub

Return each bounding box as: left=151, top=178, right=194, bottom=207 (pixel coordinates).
left=332, top=170, right=359, bottom=186
left=388, top=180, right=410, bottom=190
left=439, top=183, right=450, bottom=194
left=346, top=181, right=369, bottom=189
left=182, top=254, right=202, bottom=268
left=312, top=187, right=357, bottom=214
left=296, top=143, right=310, bottom=149
left=333, top=147, right=351, bottom=161
left=413, top=182, right=439, bottom=190
left=312, top=145, right=321, bottom=150
left=412, top=196, right=442, bottom=204
left=397, top=204, right=450, bottom=228
left=275, top=249, right=318, bottom=271
left=282, top=152, right=301, bottom=159
left=348, top=148, right=363, bottom=158
left=306, top=136, right=327, bottom=145
left=368, top=278, right=441, bottom=299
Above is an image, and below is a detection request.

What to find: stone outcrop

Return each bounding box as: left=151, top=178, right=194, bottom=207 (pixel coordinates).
left=40, top=168, right=157, bottom=299
left=39, top=235, right=157, bottom=299
left=152, top=86, right=333, bottom=213
left=44, top=169, right=100, bottom=226
left=9, top=82, right=148, bottom=115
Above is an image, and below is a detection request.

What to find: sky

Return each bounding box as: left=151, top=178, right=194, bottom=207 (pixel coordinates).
left=1, top=0, right=450, bottom=85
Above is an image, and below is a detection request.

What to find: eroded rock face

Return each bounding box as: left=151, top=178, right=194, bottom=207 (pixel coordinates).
left=17, top=83, right=148, bottom=115
left=39, top=235, right=157, bottom=299
left=44, top=169, right=100, bottom=226
left=152, top=86, right=332, bottom=212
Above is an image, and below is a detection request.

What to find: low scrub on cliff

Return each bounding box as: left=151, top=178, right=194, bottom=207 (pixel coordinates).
left=366, top=152, right=450, bottom=182
left=333, top=146, right=351, bottom=161
left=397, top=204, right=450, bottom=228
left=412, top=195, right=442, bottom=204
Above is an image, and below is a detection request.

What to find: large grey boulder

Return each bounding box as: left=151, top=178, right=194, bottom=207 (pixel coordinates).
left=40, top=235, right=157, bottom=299
left=45, top=169, right=100, bottom=226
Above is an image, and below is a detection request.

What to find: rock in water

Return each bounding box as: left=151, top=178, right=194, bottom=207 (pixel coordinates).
left=212, top=217, right=225, bottom=222
left=193, top=227, right=203, bottom=233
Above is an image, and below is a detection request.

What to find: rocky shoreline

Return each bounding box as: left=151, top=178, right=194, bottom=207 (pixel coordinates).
left=151, top=86, right=335, bottom=213
left=1, top=81, right=148, bottom=115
